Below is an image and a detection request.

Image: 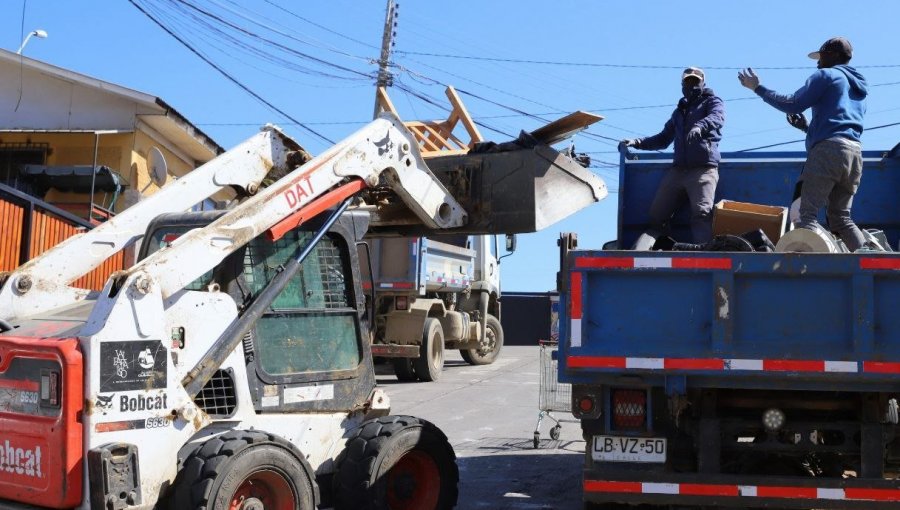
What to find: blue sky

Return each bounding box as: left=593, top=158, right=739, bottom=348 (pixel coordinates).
left=6, top=1, right=900, bottom=292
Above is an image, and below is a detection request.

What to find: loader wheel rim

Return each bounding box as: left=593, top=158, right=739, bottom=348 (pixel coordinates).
left=386, top=449, right=441, bottom=510
left=229, top=469, right=295, bottom=510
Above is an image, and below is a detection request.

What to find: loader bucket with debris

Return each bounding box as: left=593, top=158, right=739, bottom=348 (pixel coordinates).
left=363, top=131, right=608, bottom=236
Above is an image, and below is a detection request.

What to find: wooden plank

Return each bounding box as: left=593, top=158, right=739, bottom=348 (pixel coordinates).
left=421, top=148, right=468, bottom=157
left=530, top=110, right=604, bottom=146
left=375, top=86, right=399, bottom=116
left=445, top=86, right=484, bottom=144
left=419, top=123, right=454, bottom=151
left=411, top=126, right=442, bottom=152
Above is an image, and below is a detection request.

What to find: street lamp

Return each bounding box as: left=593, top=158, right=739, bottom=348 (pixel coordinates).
left=16, top=29, right=48, bottom=55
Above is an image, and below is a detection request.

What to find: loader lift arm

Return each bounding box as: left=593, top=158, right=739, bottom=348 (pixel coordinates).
left=0, top=125, right=307, bottom=322
left=103, top=114, right=466, bottom=303
left=0, top=114, right=465, bottom=321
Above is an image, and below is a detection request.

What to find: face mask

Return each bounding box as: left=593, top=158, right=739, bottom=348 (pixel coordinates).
left=682, top=83, right=701, bottom=98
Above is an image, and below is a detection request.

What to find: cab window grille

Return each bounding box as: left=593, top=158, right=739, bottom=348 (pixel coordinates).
left=194, top=369, right=236, bottom=417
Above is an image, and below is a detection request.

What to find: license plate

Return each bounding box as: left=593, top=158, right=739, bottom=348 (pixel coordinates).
left=592, top=435, right=666, bottom=463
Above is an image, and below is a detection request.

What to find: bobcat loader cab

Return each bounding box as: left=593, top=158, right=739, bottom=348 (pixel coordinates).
left=0, top=109, right=606, bottom=509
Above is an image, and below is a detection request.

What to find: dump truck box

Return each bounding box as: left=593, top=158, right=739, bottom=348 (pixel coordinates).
left=559, top=147, right=900, bottom=509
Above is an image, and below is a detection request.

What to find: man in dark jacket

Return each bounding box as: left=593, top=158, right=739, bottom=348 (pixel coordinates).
left=738, top=37, right=868, bottom=251
left=620, top=67, right=726, bottom=249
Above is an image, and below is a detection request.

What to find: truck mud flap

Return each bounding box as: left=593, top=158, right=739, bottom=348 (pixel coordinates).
left=366, top=145, right=608, bottom=235
left=584, top=471, right=900, bottom=509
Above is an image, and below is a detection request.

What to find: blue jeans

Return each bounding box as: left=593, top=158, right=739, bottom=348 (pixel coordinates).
left=797, top=137, right=865, bottom=251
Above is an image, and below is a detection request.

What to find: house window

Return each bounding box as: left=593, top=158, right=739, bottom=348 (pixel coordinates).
left=0, top=143, right=49, bottom=194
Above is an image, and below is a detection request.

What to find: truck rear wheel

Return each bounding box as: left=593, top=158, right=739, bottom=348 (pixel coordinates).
left=414, top=318, right=444, bottom=382
left=172, top=430, right=317, bottom=510
left=333, top=415, right=458, bottom=510
left=460, top=314, right=503, bottom=365
left=393, top=358, right=418, bottom=381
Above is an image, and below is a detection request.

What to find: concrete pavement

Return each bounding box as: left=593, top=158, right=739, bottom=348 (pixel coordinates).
left=376, top=345, right=585, bottom=510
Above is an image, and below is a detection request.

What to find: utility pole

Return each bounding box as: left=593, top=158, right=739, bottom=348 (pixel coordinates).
left=373, top=0, right=398, bottom=119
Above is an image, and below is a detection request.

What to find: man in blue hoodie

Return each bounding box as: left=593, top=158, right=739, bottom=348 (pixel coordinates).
left=620, top=67, right=726, bottom=249
left=738, top=37, right=869, bottom=251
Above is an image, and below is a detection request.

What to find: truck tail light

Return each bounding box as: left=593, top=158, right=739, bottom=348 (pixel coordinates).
left=41, top=369, right=60, bottom=407
left=578, top=396, right=595, bottom=413
left=395, top=296, right=408, bottom=311
left=611, top=389, right=646, bottom=430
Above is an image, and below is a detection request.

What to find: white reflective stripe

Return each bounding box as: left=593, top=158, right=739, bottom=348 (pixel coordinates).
left=642, top=482, right=679, bottom=495
left=571, top=319, right=582, bottom=348
left=738, top=485, right=757, bottom=497
left=726, top=359, right=764, bottom=371
left=627, top=357, right=664, bottom=369
left=379, top=283, right=393, bottom=288
left=634, top=258, right=672, bottom=268
left=824, top=361, right=858, bottom=373
left=817, top=488, right=845, bottom=500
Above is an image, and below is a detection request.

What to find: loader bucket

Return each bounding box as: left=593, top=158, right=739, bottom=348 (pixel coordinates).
left=366, top=144, right=608, bottom=235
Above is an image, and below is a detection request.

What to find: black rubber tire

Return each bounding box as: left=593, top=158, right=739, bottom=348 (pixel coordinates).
left=413, top=318, right=444, bottom=382
left=333, top=415, right=458, bottom=510
left=392, top=357, right=418, bottom=381
left=460, top=314, right=503, bottom=365
left=171, top=430, right=317, bottom=510
left=550, top=424, right=562, bottom=440
left=533, top=432, right=540, bottom=449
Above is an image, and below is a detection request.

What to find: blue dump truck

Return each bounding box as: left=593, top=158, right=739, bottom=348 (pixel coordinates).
left=559, top=145, right=900, bottom=509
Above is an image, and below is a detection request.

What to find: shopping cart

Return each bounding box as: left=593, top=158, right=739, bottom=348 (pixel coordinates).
left=533, top=339, right=573, bottom=448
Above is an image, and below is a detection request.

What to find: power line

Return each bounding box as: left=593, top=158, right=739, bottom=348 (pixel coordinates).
left=171, top=0, right=374, bottom=80
left=395, top=50, right=900, bottom=70
left=128, top=0, right=334, bottom=144
left=736, top=120, right=900, bottom=152
left=263, top=0, right=381, bottom=51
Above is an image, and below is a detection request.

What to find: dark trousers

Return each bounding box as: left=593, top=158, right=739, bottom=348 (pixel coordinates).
left=797, top=138, right=866, bottom=251
left=646, top=166, right=719, bottom=243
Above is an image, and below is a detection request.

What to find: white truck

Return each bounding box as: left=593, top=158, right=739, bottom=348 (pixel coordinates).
left=363, top=234, right=506, bottom=382
left=0, top=113, right=605, bottom=509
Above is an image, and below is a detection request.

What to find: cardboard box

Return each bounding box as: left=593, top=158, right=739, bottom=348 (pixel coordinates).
left=712, top=200, right=788, bottom=244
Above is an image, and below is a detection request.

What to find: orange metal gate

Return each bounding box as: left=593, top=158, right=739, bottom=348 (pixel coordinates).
left=0, top=185, right=124, bottom=290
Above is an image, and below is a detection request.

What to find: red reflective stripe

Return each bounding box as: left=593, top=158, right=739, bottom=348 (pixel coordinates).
left=680, top=484, right=739, bottom=497
left=575, top=256, right=634, bottom=268
left=392, top=282, right=414, bottom=289
left=665, top=358, right=725, bottom=370
left=583, top=480, right=642, bottom=493
left=574, top=257, right=731, bottom=269
left=863, top=361, right=900, bottom=374
left=757, top=486, right=817, bottom=499
left=671, top=257, right=732, bottom=269
left=568, top=356, right=626, bottom=368
left=845, top=488, right=900, bottom=501
left=763, top=359, right=825, bottom=372
left=0, top=379, right=40, bottom=391
left=571, top=272, right=583, bottom=319
left=860, top=257, right=900, bottom=270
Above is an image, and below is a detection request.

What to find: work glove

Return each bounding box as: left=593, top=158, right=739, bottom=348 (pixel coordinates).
left=738, top=68, right=760, bottom=91
left=687, top=126, right=702, bottom=143
left=787, top=113, right=809, bottom=133
left=618, top=139, right=638, bottom=151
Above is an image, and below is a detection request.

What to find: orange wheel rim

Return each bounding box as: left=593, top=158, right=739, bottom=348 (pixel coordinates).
left=386, top=449, right=441, bottom=510
left=229, top=469, right=296, bottom=510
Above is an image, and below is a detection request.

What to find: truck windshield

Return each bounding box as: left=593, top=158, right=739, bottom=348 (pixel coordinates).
left=244, top=230, right=361, bottom=375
